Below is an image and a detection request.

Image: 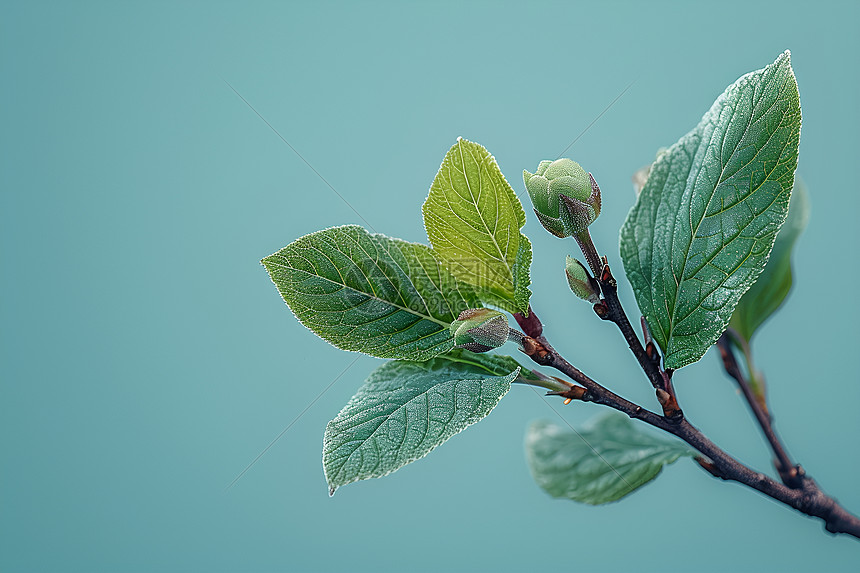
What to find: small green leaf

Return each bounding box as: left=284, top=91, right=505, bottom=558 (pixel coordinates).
left=423, top=138, right=532, bottom=314
left=525, top=413, right=694, bottom=505
left=323, top=352, right=519, bottom=493
left=620, top=52, right=802, bottom=368
left=730, top=179, right=810, bottom=342
left=262, top=225, right=480, bottom=361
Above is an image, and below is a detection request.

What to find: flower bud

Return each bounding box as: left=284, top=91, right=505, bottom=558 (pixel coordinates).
left=565, top=256, right=601, bottom=304
left=523, top=159, right=601, bottom=238
left=450, top=308, right=510, bottom=353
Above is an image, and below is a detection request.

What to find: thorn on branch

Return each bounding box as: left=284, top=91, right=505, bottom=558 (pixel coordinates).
left=656, top=388, right=683, bottom=420
left=694, top=456, right=728, bottom=480
left=645, top=341, right=659, bottom=361
left=599, top=258, right=614, bottom=285
left=546, top=385, right=589, bottom=403
left=640, top=317, right=662, bottom=365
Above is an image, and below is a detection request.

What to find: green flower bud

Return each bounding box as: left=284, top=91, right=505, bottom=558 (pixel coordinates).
left=565, top=256, right=601, bottom=304
left=523, top=159, right=602, bottom=238
left=450, top=308, right=510, bottom=353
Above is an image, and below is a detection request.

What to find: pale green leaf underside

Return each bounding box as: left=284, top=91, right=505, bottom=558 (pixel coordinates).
left=262, top=225, right=480, bottom=361
left=620, top=52, right=801, bottom=368
left=730, top=179, right=809, bottom=342
left=323, top=353, right=518, bottom=493
left=437, top=348, right=536, bottom=379
left=525, top=413, right=694, bottom=505
left=423, top=138, right=532, bottom=314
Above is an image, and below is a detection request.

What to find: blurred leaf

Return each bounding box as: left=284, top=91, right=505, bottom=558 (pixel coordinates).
left=631, top=149, right=668, bottom=196
left=323, top=352, right=519, bottom=493
left=262, top=225, right=480, bottom=361
left=730, top=179, right=810, bottom=341
left=631, top=164, right=650, bottom=197
left=525, top=413, right=694, bottom=505
left=620, top=52, right=802, bottom=368
left=423, top=138, right=532, bottom=314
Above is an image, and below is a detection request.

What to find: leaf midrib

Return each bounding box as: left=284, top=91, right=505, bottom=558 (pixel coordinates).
left=328, top=375, right=507, bottom=484
left=664, top=70, right=793, bottom=350
left=457, top=140, right=508, bottom=267
left=453, top=140, right=513, bottom=276
left=265, top=257, right=451, bottom=329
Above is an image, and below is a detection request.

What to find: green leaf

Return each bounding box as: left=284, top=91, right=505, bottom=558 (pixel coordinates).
left=440, top=348, right=538, bottom=381
left=730, top=179, right=810, bottom=341
left=512, top=233, right=533, bottom=313
left=525, top=413, right=694, bottom=505
left=323, top=352, right=519, bottom=493
left=423, top=138, right=532, bottom=314
left=620, top=52, right=802, bottom=368
left=262, top=225, right=480, bottom=361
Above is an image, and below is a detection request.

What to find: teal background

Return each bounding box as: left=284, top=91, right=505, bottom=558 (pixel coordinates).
left=2, top=1, right=858, bottom=571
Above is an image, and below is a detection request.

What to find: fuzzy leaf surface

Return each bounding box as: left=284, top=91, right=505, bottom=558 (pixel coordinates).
left=620, top=52, right=802, bottom=368
left=262, top=225, right=480, bottom=361
left=323, top=351, right=518, bottom=493
left=423, top=138, right=532, bottom=313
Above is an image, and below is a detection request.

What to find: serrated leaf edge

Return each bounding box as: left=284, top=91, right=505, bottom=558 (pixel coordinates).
left=324, top=365, right=519, bottom=493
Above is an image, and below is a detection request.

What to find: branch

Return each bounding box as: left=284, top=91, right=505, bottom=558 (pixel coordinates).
left=568, top=227, right=681, bottom=417
left=515, top=306, right=662, bottom=424
left=716, top=333, right=803, bottom=488
left=515, top=308, right=860, bottom=540
left=591, top=258, right=682, bottom=418
left=672, top=416, right=860, bottom=539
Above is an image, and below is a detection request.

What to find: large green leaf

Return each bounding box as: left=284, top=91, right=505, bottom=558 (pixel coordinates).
left=262, top=225, right=480, bottom=361
left=525, top=413, right=694, bottom=505
left=730, top=179, right=810, bottom=342
left=620, top=52, right=802, bottom=368
left=423, top=138, right=532, bottom=314
left=323, top=351, right=519, bottom=494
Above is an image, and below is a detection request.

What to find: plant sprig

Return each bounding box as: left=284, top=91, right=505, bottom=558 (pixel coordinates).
left=261, top=51, right=860, bottom=539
